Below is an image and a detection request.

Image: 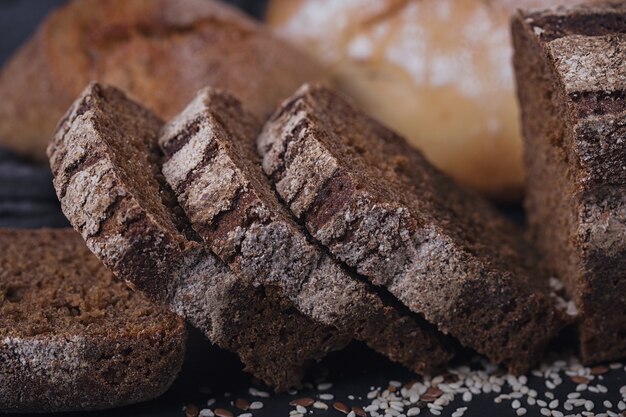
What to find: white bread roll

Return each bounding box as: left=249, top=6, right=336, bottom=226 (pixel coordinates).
left=266, top=0, right=594, bottom=201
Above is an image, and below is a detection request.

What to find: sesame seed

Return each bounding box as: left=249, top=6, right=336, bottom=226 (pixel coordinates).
left=462, top=392, right=472, bottom=402
left=207, top=399, right=216, bottom=407
left=552, top=411, right=563, bottom=417
left=199, top=410, right=214, bottom=417
left=549, top=399, right=559, bottom=409
left=406, top=407, right=420, bottom=416
left=512, top=400, right=521, bottom=409
left=516, top=408, right=527, bottom=416
left=317, top=382, right=333, bottom=391
left=313, top=401, right=328, bottom=410
left=537, top=400, right=548, bottom=407
left=585, top=400, right=594, bottom=411
left=540, top=407, right=551, bottom=416
left=238, top=414, right=252, bottom=417
left=248, top=402, right=263, bottom=410
left=347, top=412, right=356, bottom=417
left=319, top=393, right=334, bottom=401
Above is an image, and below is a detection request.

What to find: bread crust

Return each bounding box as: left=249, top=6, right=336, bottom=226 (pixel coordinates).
left=0, top=0, right=322, bottom=162
left=47, top=83, right=349, bottom=390
left=512, top=3, right=626, bottom=364
left=158, top=88, right=456, bottom=374
left=0, top=229, right=186, bottom=413
left=258, top=84, right=569, bottom=374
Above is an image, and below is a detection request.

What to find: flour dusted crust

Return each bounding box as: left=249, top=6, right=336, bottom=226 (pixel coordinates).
left=47, top=83, right=349, bottom=390
left=258, top=84, right=569, bottom=374
left=158, top=88, right=456, bottom=373
left=512, top=2, right=626, bottom=364
left=0, top=229, right=186, bottom=412
left=0, top=0, right=322, bottom=162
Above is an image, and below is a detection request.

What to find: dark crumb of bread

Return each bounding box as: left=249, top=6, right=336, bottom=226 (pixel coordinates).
left=0, top=228, right=186, bottom=413
left=258, top=83, right=569, bottom=374
left=512, top=2, right=626, bottom=365
left=158, top=87, right=456, bottom=375
left=47, top=82, right=350, bottom=391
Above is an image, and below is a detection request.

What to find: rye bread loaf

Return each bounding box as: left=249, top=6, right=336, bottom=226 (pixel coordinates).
left=0, top=228, right=186, bottom=413
left=258, top=84, right=569, bottom=374
left=47, top=82, right=349, bottom=390
left=0, top=0, right=322, bottom=162
left=158, top=88, right=456, bottom=373
left=512, top=3, right=626, bottom=364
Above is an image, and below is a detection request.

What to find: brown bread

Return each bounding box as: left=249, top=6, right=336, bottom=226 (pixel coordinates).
left=512, top=2, right=626, bottom=364
left=47, top=82, right=349, bottom=391
left=0, top=0, right=322, bottom=162
left=0, top=228, right=186, bottom=413
left=158, top=88, right=456, bottom=374
left=258, top=84, right=569, bottom=374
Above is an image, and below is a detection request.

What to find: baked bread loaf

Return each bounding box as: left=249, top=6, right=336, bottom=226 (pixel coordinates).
left=158, top=88, right=456, bottom=373
left=47, top=82, right=349, bottom=390
left=266, top=0, right=600, bottom=201
left=513, top=3, right=626, bottom=364
left=0, top=0, right=322, bottom=162
left=259, top=84, right=569, bottom=374
left=0, top=228, right=185, bottom=413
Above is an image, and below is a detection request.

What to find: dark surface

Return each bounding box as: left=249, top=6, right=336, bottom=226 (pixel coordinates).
left=0, top=1, right=623, bottom=417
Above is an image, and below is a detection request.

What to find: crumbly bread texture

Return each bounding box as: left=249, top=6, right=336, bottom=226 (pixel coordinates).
left=0, top=228, right=186, bottom=413
left=512, top=2, right=626, bottom=364
left=258, top=84, right=569, bottom=374
left=0, top=0, right=322, bottom=162
left=158, top=88, right=456, bottom=373
left=47, top=83, right=349, bottom=390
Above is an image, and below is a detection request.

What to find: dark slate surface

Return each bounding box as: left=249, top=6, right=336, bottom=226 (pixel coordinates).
left=0, top=2, right=622, bottom=417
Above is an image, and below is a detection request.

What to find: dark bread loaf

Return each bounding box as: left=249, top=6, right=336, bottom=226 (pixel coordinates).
left=0, top=228, right=185, bottom=413
left=158, top=88, right=456, bottom=373
left=258, top=84, right=569, bottom=374
left=512, top=3, right=626, bottom=364
left=0, top=0, right=322, bottom=162
left=47, top=82, right=349, bottom=390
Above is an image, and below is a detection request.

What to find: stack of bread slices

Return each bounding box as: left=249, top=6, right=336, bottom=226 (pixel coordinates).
left=2, top=0, right=625, bottom=413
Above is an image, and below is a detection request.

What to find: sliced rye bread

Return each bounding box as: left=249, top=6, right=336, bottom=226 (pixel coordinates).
left=258, top=84, right=569, bottom=374
left=158, top=88, right=456, bottom=373
left=512, top=3, right=626, bottom=364
left=47, top=82, right=350, bottom=390
left=0, top=228, right=186, bottom=413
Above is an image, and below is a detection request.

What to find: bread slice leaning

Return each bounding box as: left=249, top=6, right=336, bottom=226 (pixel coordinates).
left=47, top=83, right=350, bottom=391
left=0, top=228, right=186, bottom=413
left=158, top=88, right=456, bottom=374
left=258, top=84, right=569, bottom=374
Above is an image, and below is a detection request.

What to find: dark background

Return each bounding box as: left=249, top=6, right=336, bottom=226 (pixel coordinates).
left=1, top=1, right=624, bottom=417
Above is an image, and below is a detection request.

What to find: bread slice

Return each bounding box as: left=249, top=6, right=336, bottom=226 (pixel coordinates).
left=158, top=88, right=456, bottom=373
left=47, top=82, right=349, bottom=390
left=512, top=3, right=626, bottom=364
left=0, top=0, right=322, bottom=162
left=258, top=84, right=569, bottom=374
left=0, top=228, right=185, bottom=413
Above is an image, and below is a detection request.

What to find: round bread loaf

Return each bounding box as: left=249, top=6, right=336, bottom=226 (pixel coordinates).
left=266, top=0, right=596, bottom=200
left=0, top=0, right=322, bottom=162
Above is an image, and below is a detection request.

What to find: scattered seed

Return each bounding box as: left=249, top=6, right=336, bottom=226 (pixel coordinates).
left=571, top=376, right=590, bottom=384
left=290, top=398, right=314, bottom=407
left=319, top=393, right=334, bottom=401
left=347, top=412, right=356, bottom=417
left=185, top=404, right=199, bottom=417
left=234, top=399, right=249, bottom=411
left=238, top=414, right=252, bottom=417
left=207, top=399, right=216, bottom=407
left=407, top=407, right=421, bottom=416
left=516, top=408, right=527, bottom=416
left=199, top=410, right=214, bottom=417
left=352, top=406, right=367, bottom=417
left=317, top=382, right=333, bottom=391
left=248, top=402, right=263, bottom=410
left=313, top=401, right=328, bottom=410
left=591, top=366, right=609, bottom=375
left=462, top=392, right=472, bottom=402
left=334, top=402, right=350, bottom=414
left=214, top=409, right=233, bottom=417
